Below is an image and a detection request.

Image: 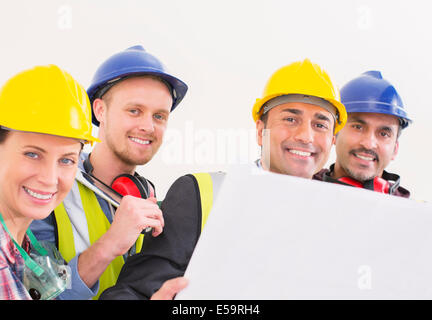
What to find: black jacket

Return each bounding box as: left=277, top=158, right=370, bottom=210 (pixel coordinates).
left=99, top=174, right=202, bottom=299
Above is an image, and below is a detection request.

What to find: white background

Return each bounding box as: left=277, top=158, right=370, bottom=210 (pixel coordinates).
left=0, top=0, right=430, bottom=201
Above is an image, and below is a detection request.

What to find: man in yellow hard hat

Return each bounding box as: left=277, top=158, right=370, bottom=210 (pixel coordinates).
left=99, top=59, right=348, bottom=299
left=252, top=59, right=346, bottom=178
left=30, top=46, right=188, bottom=299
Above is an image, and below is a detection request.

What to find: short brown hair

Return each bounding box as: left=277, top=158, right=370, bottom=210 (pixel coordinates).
left=101, top=75, right=173, bottom=106
left=0, top=127, right=9, bottom=144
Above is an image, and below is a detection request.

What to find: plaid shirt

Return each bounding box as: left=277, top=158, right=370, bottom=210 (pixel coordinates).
left=0, top=223, right=32, bottom=300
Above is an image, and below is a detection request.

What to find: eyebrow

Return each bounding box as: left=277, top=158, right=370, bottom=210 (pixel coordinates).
left=348, top=117, right=395, bottom=133
left=24, top=145, right=80, bottom=157
left=315, top=113, right=331, bottom=122
left=379, top=126, right=394, bottom=133
left=348, top=117, right=367, bottom=124
left=280, top=108, right=331, bottom=122
left=24, top=145, right=46, bottom=153
left=62, top=152, right=81, bottom=157
left=281, top=108, right=302, bottom=115
left=125, top=102, right=170, bottom=114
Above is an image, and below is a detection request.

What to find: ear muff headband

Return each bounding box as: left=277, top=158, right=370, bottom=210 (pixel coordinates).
left=84, top=154, right=150, bottom=199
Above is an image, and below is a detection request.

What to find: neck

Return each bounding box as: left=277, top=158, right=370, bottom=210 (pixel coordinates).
left=332, top=161, right=347, bottom=180
left=0, top=206, right=31, bottom=246
left=90, top=143, right=136, bottom=186
left=259, top=156, right=270, bottom=172
left=332, top=162, right=383, bottom=182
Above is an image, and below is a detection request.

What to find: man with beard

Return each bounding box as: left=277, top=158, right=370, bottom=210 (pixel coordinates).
left=314, top=71, right=411, bottom=197
left=30, top=45, right=189, bottom=299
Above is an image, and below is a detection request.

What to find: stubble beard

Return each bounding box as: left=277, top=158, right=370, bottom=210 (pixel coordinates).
left=342, top=163, right=376, bottom=182
left=106, top=131, right=153, bottom=167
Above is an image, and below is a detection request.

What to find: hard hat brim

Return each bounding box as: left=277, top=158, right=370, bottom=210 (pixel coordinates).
left=88, top=70, right=188, bottom=127
left=253, top=94, right=347, bottom=134
left=343, top=102, right=412, bottom=129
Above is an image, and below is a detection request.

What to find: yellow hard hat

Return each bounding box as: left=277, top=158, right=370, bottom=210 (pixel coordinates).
left=0, top=65, right=99, bottom=145
left=252, top=59, right=347, bottom=134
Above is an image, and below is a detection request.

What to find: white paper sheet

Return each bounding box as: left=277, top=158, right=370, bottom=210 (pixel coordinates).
left=176, top=163, right=432, bottom=299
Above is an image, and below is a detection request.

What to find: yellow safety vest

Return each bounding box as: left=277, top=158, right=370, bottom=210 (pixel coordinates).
left=53, top=181, right=144, bottom=300
left=190, top=172, right=226, bottom=231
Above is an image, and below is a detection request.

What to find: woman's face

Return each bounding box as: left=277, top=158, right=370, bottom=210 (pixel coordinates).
left=0, top=131, right=81, bottom=221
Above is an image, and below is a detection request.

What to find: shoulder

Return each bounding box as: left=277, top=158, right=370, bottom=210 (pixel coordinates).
left=163, top=172, right=226, bottom=200
left=29, top=215, right=56, bottom=242
left=0, top=225, right=9, bottom=268
left=161, top=174, right=201, bottom=208
left=313, top=168, right=330, bottom=181
left=0, top=224, right=16, bottom=269
left=160, top=173, right=214, bottom=224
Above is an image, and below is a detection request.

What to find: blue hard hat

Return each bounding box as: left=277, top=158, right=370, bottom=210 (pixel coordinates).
left=340, top=71, right=411, bottom=129
left=87, top=45, right=188, bottom=126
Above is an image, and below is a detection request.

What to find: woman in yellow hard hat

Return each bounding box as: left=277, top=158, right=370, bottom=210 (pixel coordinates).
left=0, top=65, right=99, bottom=300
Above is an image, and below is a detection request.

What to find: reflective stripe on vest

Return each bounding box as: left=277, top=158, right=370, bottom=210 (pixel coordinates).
left=191, top=172, right=226, bottom=231
left=54, top=180, right=144, bottom=299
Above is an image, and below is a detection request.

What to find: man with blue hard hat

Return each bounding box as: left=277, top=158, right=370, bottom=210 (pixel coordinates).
left=31, top=45, right=189, bottom=299
left=314, top=71, right=411, bottom=197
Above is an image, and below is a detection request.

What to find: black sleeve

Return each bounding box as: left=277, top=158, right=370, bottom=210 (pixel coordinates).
left=99, top=174, right=202, bottom=300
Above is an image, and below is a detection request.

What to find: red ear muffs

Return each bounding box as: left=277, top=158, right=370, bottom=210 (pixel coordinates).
left=337, top=177, right=363, bottom=188
left=321, top=164, right=399, bottom=195
left=337, top=176, right=390, bottom=194
left=111, top=174, right=148, bottom=199
left=365, top=177, right=390, bottom=194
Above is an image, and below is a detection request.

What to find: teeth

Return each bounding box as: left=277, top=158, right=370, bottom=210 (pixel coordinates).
left=356, top=154, right=374, bottom=161
left=289, top=149, right=311, bottom=157
left=130, top=137, right=150, bottom=145
left=24, top=187, right=53, bottom=200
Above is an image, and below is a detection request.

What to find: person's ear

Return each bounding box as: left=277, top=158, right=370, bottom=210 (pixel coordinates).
left=93, top=98, right=106, bottom=125
left=256, top=120, right=265, bottom=147
left=391, top=140, right=399, bottom=161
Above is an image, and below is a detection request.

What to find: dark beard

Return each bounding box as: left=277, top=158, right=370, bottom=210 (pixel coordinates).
left=343, top=164, right=376, bottom=182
